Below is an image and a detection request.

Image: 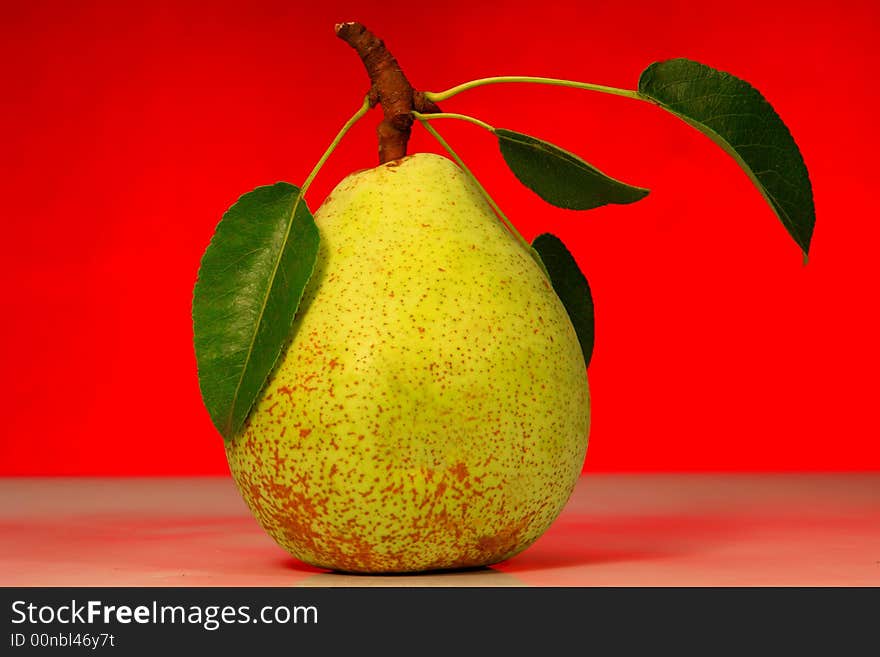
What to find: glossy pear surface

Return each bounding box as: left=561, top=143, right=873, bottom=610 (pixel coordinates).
left=226, top=153, right=589, bottom=573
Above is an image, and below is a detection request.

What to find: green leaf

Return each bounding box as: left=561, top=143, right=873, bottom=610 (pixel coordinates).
left=532, top=233, right=594, bottom=368
left=638, top=58, right=815, bottom=255
left=192, top=183, right=320, bottom=441
left=496, top=128, right=650, bottom=210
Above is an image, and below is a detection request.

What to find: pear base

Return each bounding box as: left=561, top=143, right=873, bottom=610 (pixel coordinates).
left=226, top=452, right=566, bottom=574
left=289, top=535, right=538, bottom=575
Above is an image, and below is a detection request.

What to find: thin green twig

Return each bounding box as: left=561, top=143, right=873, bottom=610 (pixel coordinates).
left=302, top=94, right=372, bottom=196
left=412, top=111, right=495, bottom=132
left=414, top=116, right=529, bottom=252
left=425, top=75, right=644, bottom=104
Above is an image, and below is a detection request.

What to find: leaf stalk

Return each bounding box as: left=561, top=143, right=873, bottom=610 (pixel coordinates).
left=412, top=111, right=495, bottom=133
left=414, top=116, right=527, bottom=250
left=302, top=94, right=372, bottom=196
left=425, top=76, right=644, bottom=103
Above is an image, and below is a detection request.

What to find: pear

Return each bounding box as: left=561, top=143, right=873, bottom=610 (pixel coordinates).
left=226, top=152, right=590, bottom=573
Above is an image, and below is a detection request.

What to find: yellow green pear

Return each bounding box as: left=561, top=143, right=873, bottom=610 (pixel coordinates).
left=226, top=152, right=590, bottom=573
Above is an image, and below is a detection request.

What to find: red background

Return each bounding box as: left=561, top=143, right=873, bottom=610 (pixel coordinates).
left=2, top=0, right=877, bottom=475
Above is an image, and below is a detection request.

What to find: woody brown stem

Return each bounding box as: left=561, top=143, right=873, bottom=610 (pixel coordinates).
left=335, top=22, right=440, bottom=164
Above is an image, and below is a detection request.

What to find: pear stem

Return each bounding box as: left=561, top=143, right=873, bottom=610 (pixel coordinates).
left=302, top=94, right=372, bottom=196
left=335, top=22, right=440, bottom=163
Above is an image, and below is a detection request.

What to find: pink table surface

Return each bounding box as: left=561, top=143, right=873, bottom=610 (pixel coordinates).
left=2, top=473, right=878, bottom=587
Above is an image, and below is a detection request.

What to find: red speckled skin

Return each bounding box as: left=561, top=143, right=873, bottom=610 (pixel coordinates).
left=226, top=155, right=590, bottom=573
